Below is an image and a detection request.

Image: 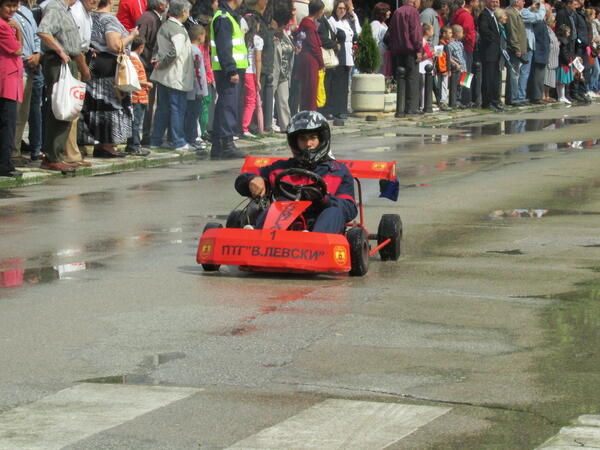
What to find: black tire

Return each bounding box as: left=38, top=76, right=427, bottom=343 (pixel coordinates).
left=201, top=222, right=222, bottom=271
left=347, top=226, right=370, bottom=276
left=226, top=210, right=244, bottom=228
left=377, top=214, right=402, bottom=261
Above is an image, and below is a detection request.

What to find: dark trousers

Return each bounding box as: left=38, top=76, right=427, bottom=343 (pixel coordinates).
left=127, top=102, right=146, bottom=151
left=260, top=72, right=274, bottom=132
left=481, top=59, right=501, bottom=107
left=528, top=62, right=545, bottom=101
left=394, top=53, right=419, bottom=113
left=0, top=98, right=17, bottom=173
left=328, top=65, right=350, bottom=116
left=461, top=52, right=473, bottom=105
left=42, top=54, right=79, bottom=163
left=28, top=72, right=44, bottom=156
left=184, top=98, right=202, bottom=144
left=213, top=70, right=242, bottom=141
left=142, top=83, right=156, bottom=144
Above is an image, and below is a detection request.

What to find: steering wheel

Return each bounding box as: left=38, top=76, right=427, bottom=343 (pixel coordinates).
left=274, top=168, right=327, bottom=202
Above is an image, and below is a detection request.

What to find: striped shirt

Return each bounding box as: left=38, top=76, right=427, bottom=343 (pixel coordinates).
left=130, top=52, right=148, bottom=104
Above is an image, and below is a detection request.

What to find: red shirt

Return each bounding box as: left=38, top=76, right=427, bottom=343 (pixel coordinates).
left=117, top=0, right=147, bottom=31
left=451, top=8, right=476, bottom=54
left=0, top=19, right=24, bottom=102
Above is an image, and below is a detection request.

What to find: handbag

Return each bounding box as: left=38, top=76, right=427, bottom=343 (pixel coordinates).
left=317, top=69, right=326, bottom=107
left=115, top=44, right=141, bottom=93
left=51, top=63, right=86, bottom=121
left=321, top=47, right=339, bottom=69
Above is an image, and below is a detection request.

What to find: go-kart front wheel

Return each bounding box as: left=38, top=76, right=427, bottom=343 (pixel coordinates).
left=347, top=226, right=370, bottom=276
left=377, top=214, right=402, bottom=261
left=202, top=222, right=222, bottom=271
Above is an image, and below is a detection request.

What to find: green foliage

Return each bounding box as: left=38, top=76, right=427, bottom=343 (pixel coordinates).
left=354, top=19, right=380, bottom=74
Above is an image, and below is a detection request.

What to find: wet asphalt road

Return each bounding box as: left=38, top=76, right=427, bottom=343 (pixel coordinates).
left=1, top=105, right=600, bottom=449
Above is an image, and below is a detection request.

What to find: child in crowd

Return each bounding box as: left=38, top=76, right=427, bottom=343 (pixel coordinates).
left=556, top=24, right=574, bottom=103
left=126, top=36, right=153, bottom=156
left=420, top=23, right=434, bottom=110
left=241, top=14, right=263, bottom=139
left=184, top=25, right=208, bottom=151
left=447, top=24, right=467, bottom=106
left=437, top=26, right=452, bottom=110
left=200, top=25, right=214, bottom=143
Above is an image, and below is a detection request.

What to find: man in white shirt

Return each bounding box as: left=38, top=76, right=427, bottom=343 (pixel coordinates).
left=64, top=0, right=99, bottom=166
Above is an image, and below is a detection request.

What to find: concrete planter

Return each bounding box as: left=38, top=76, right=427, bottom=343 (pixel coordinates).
left=351, top=73, right=385, bottom=112
left=383, top=93, right=396, bottom=112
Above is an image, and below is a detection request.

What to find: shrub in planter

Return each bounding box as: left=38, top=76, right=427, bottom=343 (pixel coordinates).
left=352, top=19, right=385, bottom=112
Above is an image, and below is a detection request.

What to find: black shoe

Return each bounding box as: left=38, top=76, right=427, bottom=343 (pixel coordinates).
left=221, top=140, right=246, bottom=159
left=530, top=99, right=544, bottom=105
left=0, top=170, right=23, bottom=178
left=125, top=147, right=151, bottom=157
left=406, top=110, right=424, bottom=115
left=30, top=153, right=41, bottom=161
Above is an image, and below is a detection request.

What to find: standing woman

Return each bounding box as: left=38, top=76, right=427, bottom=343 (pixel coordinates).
left=317, top=0, right=338, bottom=119
left=371, top=2, right=391, bottom=75
left=0, top=0, right=23, bottom=177
left=273, top=7, right=294, bottom=131
left=295, top=0, right=325, bottom=112
left=329, top=0, right=360, bottom=119
left=82, top=0, right=138, bottom=157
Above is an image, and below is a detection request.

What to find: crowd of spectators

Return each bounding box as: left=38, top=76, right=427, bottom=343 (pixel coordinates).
left=0, top=0, right=599, bottom=177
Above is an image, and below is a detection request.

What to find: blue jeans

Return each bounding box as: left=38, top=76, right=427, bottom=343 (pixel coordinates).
left=127, top=102, right=146, bottom=150
left=507, top=52, right=521, bottom=105
left=184, top=98, right=202, bottom=145
left=518, top=50, right=532, bottom=101
left=588, top=57, right=599, bottom=92
left=28, top=71, right=44, bottom=156
left=150, top=83, right=187, bottom=148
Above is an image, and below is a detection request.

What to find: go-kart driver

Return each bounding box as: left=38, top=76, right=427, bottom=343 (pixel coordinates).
left=234, top=111, right=358, bottom=234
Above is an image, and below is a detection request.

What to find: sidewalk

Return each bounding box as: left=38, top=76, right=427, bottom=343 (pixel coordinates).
left=0, top=102, right=564, bottom=190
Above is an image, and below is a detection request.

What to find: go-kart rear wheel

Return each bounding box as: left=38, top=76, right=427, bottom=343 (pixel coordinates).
left=226, top=210, right=244, bottom=228
left=347, top=226, right=370, bottom=276
left=377, top=214, right=402, bottom=261
left=202, top=222, right=222, bottom=271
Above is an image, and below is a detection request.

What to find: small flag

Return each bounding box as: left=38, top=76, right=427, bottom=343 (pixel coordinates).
left=459, top=72, right=473, bottom=88
left=379, top=178, right=400, bottom=201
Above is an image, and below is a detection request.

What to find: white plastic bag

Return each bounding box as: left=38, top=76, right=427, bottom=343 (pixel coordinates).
left=115, top=53, right=141, bottom=93
left=51, top=63, right=86, bottom=122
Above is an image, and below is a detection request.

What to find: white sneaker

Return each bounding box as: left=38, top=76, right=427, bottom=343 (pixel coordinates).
left=242, top=131, right=256, bottom=139
left=233, top=136, right=239, bottom=141
left=558, top=97, right=572, bottom=104
left=587, top=91, right=598, bottom=98
left=174, top=144, right=193, bottom=152
left=271, top=123, right=281, bottom=133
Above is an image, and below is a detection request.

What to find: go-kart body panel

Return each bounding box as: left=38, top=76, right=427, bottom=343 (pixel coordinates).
left=197, top=228, right=351, bottom=273
left=263, top=200, right=312, bottom=230
left=241, top=156, right=397, bottom=181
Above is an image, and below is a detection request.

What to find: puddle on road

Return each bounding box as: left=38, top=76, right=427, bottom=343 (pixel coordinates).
left=0, top=259, right=104, bottom=289
left=486, top=249, right=525, bottom=255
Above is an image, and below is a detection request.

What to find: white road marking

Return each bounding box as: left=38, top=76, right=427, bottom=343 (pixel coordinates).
left=537, top=415, right=600, bottom=449
left=227, top=399, right=451, bottom=449
left=0, top=383, right=201, bottom=450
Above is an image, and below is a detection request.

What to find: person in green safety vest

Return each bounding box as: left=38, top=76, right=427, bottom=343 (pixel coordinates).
left=209, top=0, right=248, bottom=159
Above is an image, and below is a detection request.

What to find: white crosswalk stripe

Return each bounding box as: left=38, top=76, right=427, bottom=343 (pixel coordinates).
left=0, top=383, right=201, bottom=450
left=227, top=399, right=451, bottom=449
left=537, top=415, right=600, bottom=449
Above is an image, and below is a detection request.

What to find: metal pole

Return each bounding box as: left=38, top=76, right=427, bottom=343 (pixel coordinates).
left=424, top=64, right=433, bottom=113
left=395, top=66, right=406, bottom=118
left=472, top=62, right=482, bottom=108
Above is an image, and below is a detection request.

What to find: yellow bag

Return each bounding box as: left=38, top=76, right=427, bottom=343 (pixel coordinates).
left=317, top=70, right=326, bottom=108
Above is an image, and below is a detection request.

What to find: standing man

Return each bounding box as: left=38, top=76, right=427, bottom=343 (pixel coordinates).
left=64, top=0, right=98, bottom=167
left=37, top=0, right=89, bottom=172
left=477, top=0, right=503, bottom=111
left=137, top=0, right=167, bottom=145
left=420, top=0, right=440, bottom=47
left=519, top=0, right=546, bottom=104
left=572, top=0, right=591, bottom=102
left=505, top=0, right=528, bottom=106
left=452, top=0, right=478, bottom=106
left=12, top=0, right=40, bottom=162
left=388, top=0, right=423, bottom=115
left=210, top=0, right=247, bottom=159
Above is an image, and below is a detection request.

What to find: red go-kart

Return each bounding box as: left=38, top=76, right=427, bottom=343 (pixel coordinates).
left=196, top=156, right=402, bottom=276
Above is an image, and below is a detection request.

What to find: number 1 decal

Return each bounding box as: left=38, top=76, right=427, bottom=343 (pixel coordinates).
left=270, top=230, right=277, bottom=240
